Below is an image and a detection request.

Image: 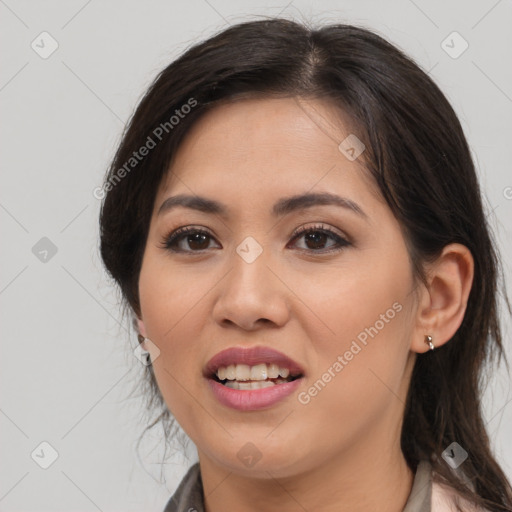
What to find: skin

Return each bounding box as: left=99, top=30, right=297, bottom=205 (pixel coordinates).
left=137, top=97, right=474, bottom=512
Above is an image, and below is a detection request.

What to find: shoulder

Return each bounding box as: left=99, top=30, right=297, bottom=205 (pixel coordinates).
left=162, top=463, right=203, bottom=512
left=431, top=478, right=490, bottom=512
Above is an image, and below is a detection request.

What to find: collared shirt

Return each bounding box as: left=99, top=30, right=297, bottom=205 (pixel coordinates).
left=163, top=460, right=432, bottom=512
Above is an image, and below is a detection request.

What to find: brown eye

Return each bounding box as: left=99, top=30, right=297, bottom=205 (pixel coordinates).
left=162, top=227, right=219, bottom=253
left=302, top=231, right=330, bottom=250
left=289, top=224, right=351, bottom=253
left=183, top=232, right=211, bottom=251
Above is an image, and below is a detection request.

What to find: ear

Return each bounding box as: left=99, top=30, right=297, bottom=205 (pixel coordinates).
left=136, top=317, right=147, bottom=338
left=411, top=243, right=474, bottom=353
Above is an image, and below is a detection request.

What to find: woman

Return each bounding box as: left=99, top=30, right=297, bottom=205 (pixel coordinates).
left=99, top=18, right=512, bottom=512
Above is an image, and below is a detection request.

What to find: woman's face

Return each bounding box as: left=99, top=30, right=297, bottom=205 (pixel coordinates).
left=138, top=97, right=420, bottom=478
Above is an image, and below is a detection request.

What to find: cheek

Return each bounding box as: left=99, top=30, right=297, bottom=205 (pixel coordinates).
left=137, top=251, right=215, bottom=416
left=139, top=254, right=200, bottom=374
left=287, top=239, right=413, bottom=350
left=292, top=246, right=414, bottom=415
left=294, top=297, right=414, bottom=454
left=138, top=250, right=211, bottom=339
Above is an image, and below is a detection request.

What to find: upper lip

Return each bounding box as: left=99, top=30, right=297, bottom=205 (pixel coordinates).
left=204, top=346, right=305, bottom=378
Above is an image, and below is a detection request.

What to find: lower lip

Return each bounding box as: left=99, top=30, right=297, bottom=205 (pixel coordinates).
left=207, top=378, right=303, bottom=411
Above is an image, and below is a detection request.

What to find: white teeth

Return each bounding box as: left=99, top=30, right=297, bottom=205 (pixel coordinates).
left=250, top=363, right=267, bottom=380
left=267, top=363, right=279, bottom=379
left=222, top=379, right=290, bottom=390
left=215, top=363, right=298, bottom=382
left=279, top=367, right=290, bottom=378
left=225, top=364, right=236, bottom=380
left=251, top=380, right=274, bottom=389
left=235, top=364, right=251, bottom=381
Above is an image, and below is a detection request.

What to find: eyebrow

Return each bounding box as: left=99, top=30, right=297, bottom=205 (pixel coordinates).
left=157, top=192, right=367, bottom=219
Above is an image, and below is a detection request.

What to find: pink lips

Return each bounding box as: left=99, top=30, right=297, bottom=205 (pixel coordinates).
left=204, top=346, right=305, bottom=411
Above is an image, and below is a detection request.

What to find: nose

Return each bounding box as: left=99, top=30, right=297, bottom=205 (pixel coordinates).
left=211, top=246, right=291, bottom=331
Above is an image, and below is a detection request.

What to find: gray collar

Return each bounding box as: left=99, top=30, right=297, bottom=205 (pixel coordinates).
left=163, top=460, right=432, bottom=512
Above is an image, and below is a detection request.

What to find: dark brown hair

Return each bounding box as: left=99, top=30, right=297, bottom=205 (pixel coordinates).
left=99, top=18, right=512, bottom=510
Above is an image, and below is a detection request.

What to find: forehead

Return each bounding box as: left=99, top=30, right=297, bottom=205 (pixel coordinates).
left=156, top=97, right=381, bottom=212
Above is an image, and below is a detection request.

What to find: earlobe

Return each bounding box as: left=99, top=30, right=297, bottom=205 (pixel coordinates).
left=411, top=243, right=474, bottom=353
left=424, top=334, right=435, bottom=351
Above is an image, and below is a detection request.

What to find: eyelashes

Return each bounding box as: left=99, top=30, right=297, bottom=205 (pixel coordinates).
left=161, top=226, right=216, bottom=253
left=159, top=223, right=351, bottom=255
left=288, top=224, right=351, bottom=253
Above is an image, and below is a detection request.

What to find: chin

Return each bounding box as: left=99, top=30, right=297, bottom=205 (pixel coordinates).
left=204, top=441, right=306, bottom=479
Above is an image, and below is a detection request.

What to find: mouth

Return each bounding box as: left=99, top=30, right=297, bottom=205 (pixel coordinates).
left=204, top=346, right=305, bottom=410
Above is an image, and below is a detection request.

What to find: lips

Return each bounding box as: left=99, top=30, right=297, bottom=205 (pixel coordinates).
left=204, top=346, right=306, bottom=411
left=203, top=346, right=305, bottom=412
left=204, top=346, right=305, bottom=379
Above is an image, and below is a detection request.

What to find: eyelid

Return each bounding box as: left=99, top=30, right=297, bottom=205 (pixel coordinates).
left=289, top=223, right=349, bottom=243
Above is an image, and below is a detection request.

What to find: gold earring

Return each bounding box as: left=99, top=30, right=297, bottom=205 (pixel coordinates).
left=424, top=335, right=435, bottom=351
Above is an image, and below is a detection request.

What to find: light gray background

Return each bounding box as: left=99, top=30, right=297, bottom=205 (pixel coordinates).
left=1, top=1, right=511, bottom=510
